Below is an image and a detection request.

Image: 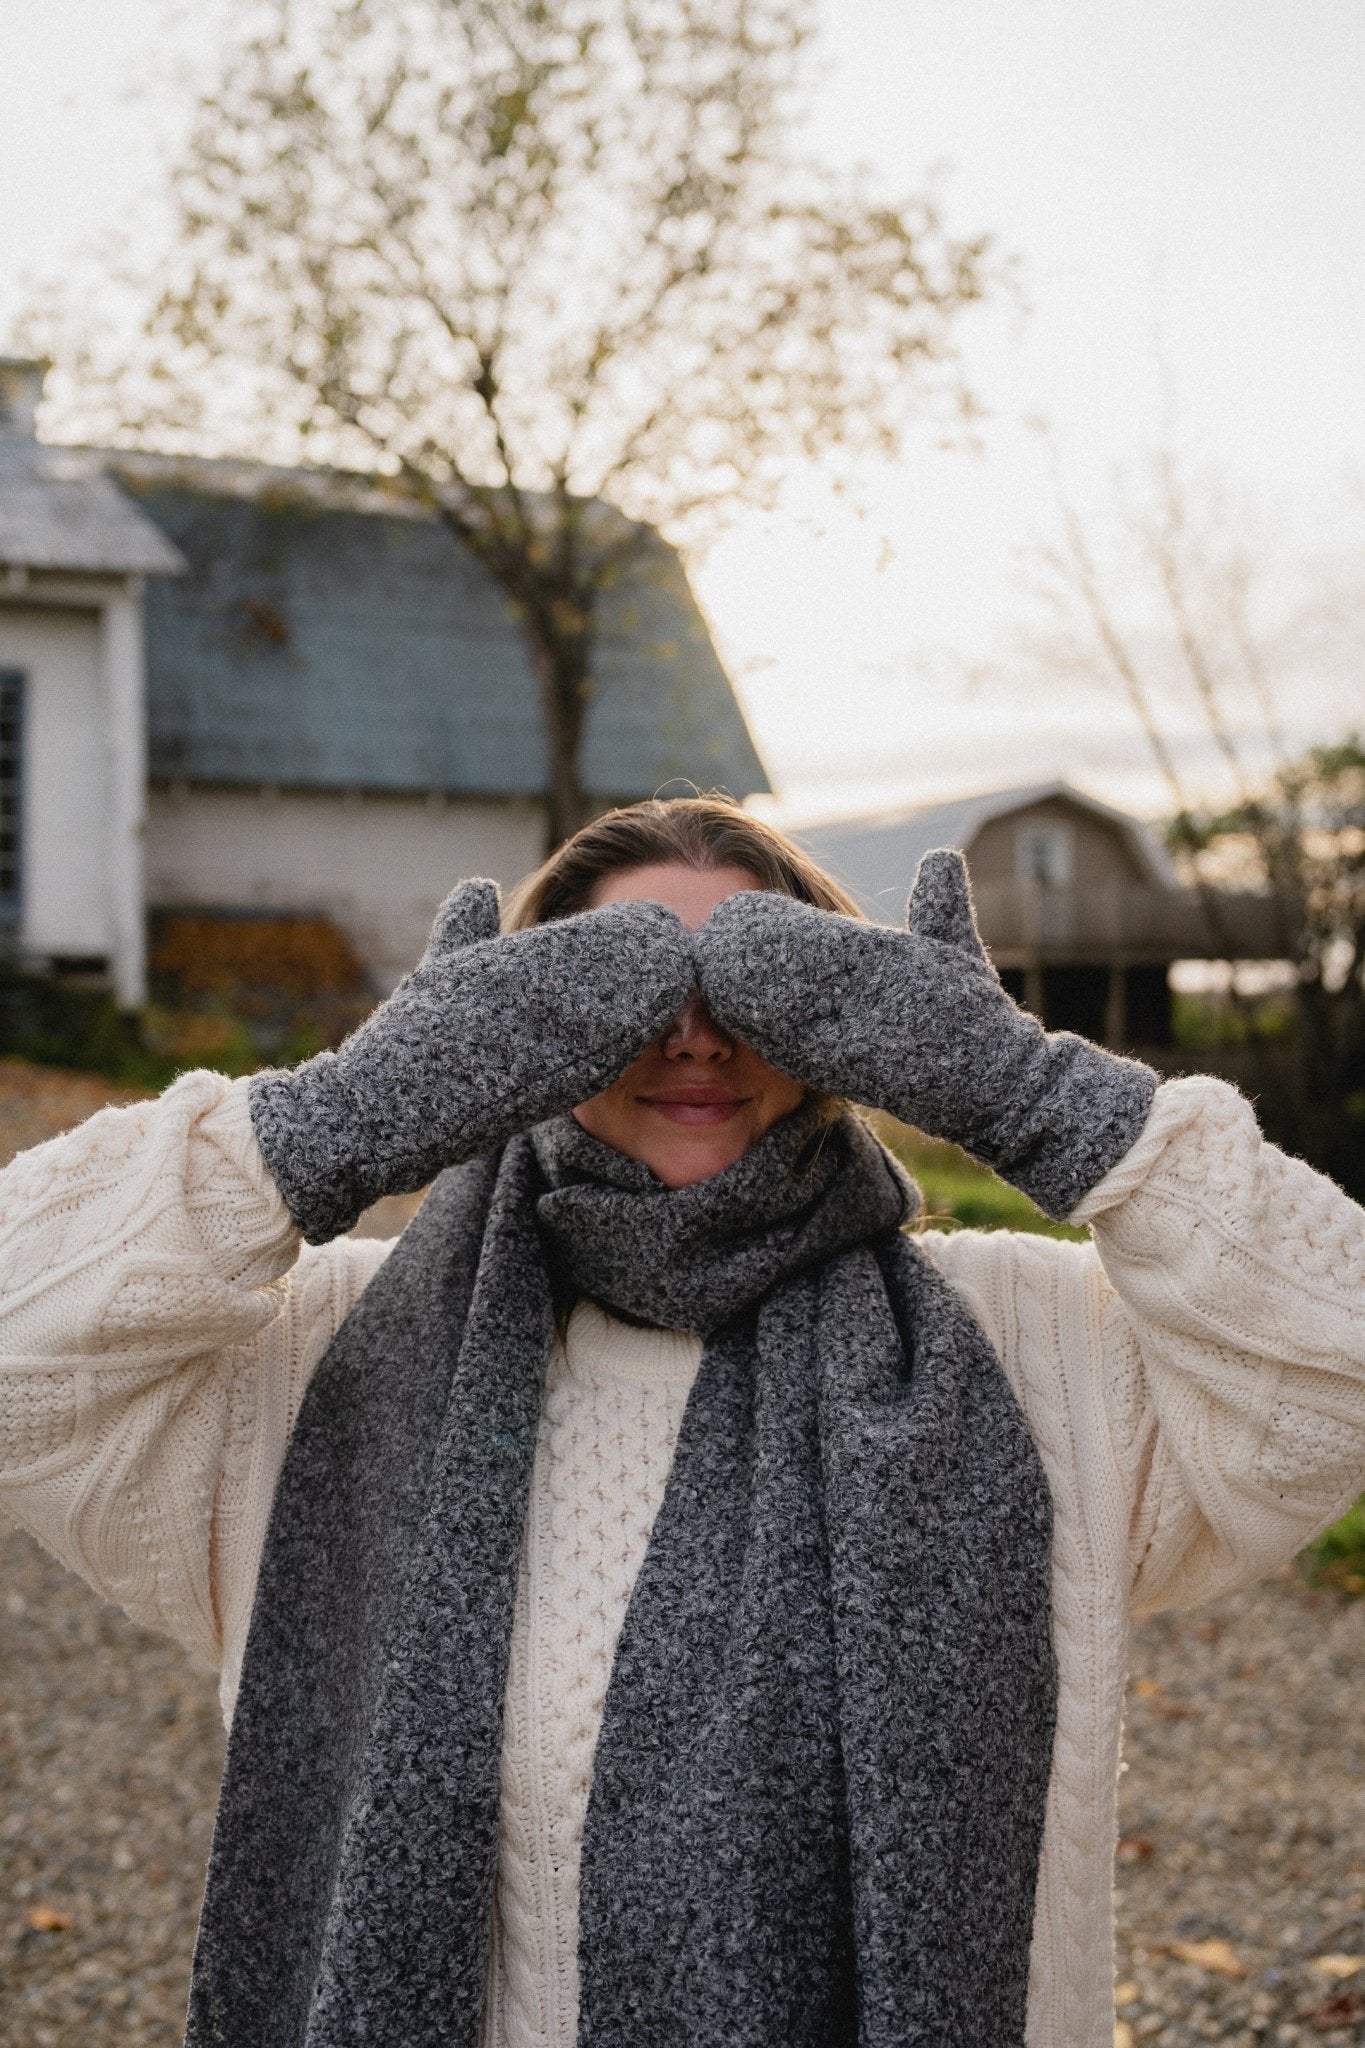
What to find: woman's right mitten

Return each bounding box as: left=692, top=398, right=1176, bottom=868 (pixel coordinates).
left=249, top=880, right=695, bottom=1241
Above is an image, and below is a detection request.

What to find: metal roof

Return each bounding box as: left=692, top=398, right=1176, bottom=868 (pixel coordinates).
left=108, top=455, right=767, bottom=801
left=793, top=780, right=1177, bottom=922
left=0, top=439, right=186, bottom=578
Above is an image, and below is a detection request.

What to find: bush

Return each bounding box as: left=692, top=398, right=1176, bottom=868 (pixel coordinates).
left=148, top=910, right=372, bottom=1058
left=0, top=907, right=375, bottom=1087
left=0, top=969, right=180, bottom=1088
left=1299, top=1497, right=1365, bottom=1596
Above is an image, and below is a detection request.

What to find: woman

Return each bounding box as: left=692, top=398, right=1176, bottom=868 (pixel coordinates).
left=1, top=795, right=1363, bottom=2048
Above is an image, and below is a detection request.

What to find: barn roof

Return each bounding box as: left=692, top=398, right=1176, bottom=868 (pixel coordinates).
left=107, top=452, right=767, bottom=802
left=793, top=780, right=1177, bottom=921
left=0, top=437, right=186, bottom=578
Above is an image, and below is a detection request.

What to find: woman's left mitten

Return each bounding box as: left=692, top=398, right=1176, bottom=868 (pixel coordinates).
left=696, top=852, right=1157, bottom=1219
left=249, top=880, right=695, bottom=1241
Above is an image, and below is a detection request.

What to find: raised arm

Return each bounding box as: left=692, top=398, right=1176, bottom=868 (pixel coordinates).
left=697, top=852, right=1365, bottom=1607
left=1076, top=1074, right=1365, bottom=1607
left=0, top=1070, right=384, bottom=1690
left=0, top=879, right=696, bottom=1709
left=925, top=1076, right=1365, bottom=1611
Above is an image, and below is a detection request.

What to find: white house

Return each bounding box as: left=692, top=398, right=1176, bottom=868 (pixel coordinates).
left=0, top=359, right=185, bottom=1005
left=0, top=360, right=767, bottom=1002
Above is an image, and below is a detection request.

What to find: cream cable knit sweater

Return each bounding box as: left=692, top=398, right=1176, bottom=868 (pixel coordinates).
left=1, top=1071, right=1364, bottom=2048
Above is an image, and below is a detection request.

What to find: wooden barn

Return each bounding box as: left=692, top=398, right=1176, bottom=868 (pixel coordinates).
left=795, top=782, right=1282, bottom=1049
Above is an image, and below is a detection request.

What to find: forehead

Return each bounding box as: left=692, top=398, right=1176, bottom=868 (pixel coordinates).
left=588, top=862, right=762, bottom=931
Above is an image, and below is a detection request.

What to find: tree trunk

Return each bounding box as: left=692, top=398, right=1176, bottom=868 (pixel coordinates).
left=527, top=618, right=594, bottom=854
left=451, top=510, right=597, bottom=855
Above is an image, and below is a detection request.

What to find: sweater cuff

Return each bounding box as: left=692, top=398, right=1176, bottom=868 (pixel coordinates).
left=1068, top=1076, right=1211, bottom=1224
left=190, top=1072, right=301, bottom=1285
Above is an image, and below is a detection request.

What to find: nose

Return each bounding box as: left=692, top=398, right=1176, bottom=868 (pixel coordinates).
left=660, top=991, right=733, bottom=1061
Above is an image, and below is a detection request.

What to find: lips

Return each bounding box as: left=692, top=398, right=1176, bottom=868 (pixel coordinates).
left=639, top=1087, right=747, bottom=1127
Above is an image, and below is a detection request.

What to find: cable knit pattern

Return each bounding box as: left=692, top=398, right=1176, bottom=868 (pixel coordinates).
left=2, top=1069, right=1364, bottom=2048
left=483, top=1302, right=701, bottom=2048
left=0, top=1073, right=386, bottom=1704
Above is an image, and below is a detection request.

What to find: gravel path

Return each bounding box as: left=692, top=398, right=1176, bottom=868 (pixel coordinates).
left=0, top=1061, right=1361, bottom=2044
left=1, top=1529, right=1360, bottom=2047
left=0, top=1526, right=223, bottom=2048
left=1113, top=1577, right=1365, bottom=2046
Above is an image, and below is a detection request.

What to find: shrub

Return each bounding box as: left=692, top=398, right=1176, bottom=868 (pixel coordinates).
left=1299, top=1497, right=1365, bottom=1597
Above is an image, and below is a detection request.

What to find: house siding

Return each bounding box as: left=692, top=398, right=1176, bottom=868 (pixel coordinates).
left=969, top=799, right=1146, bottom=889
left=145, top=785, right=548, bottom=990
left=0, top=605, right=116, bottom=963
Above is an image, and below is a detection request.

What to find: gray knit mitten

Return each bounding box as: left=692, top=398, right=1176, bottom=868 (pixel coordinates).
left=696, top=850, right=1158, bottom=1219
left=249, top=880, right=695, bottom=1242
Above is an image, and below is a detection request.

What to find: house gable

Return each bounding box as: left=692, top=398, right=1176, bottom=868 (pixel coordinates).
left=794, top=780, right=1175, bottom=922
left=967, top=794, right=1151, bottom=892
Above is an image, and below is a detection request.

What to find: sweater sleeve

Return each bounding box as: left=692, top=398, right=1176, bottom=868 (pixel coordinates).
left=0, top=1070, right=390, bottom=1692
left=922, top=1075, right=1365, bottom=1615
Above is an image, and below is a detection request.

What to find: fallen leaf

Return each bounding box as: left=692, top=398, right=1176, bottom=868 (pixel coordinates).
left=1312, top=1954, right=1365, bottom=1979
left=25, top=1906, right=73, bottom=1933
left=1165, top=1938, right=1246, bottom=1978
left=1189, top=1618, right=1223, bottom=1643
left=1114, top=2023, right=1134, bottom=2048
left=1304, top=1991, right=1365, bottom=2029
left=1116, top=1836, right=1154, bottom=1865
left=1115, top=1980, right=1140, bottom=2003
left=1236, top=1663, right=1260, bottom=1681
left=1130, top=1678, right=1196, bottom=1717
left=146, top=1863, right=168, bottom=1886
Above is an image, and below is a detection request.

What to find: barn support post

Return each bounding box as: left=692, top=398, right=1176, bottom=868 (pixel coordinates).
left=1023, top=957, right=1046, bottom=1022
left=1104, top=959, right=1128, bottom=1049
left=1021, top=877, right=1046, bottom=1022
left=100, top=578, right=147, bottom=1009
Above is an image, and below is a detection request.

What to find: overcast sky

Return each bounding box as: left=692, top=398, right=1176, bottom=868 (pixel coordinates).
left=2, top=0, right=1363, bottom=821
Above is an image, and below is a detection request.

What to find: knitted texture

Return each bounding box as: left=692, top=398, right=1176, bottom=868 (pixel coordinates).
left=532, top=1095, right=917, bottom=1332
left=696, top=849, right=1158, bottom=1218
left=186, top=1104, right=1056, bottom=2048
left=249, top=880, right=694, bottom=1242
left=482, top=1303, right=701, bottom=2048
left=4, top=1074, right=1365, bottom=2048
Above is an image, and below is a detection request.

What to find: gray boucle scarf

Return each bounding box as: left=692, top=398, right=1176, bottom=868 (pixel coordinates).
left=186, top=1104, right=1057, bottom=2048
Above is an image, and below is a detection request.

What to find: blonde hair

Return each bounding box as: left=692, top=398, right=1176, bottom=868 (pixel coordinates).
left=504, top=795, right=863, bottom=929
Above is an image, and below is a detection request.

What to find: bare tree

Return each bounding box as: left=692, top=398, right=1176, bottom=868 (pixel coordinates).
left=1036, top=453, right=1365, bottom=1193
left=28, top=0, right=990, bottom=847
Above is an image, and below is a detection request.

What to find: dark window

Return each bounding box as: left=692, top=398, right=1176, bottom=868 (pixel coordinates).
left=0, top=670, right=23, bottom=924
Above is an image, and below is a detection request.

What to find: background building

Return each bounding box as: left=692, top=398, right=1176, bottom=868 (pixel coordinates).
left=795, top=782, right=1282, bottom=1048
left=0, top=358, right=767, bottom=1001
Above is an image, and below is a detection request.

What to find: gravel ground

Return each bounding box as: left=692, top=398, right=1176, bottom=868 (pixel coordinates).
left=3, top=1536, right=1361, bottom=2046
left=1113, top=1577, right=1365, bottom=2046
left=0, top=1060, right=151, bottom=1159
left=0, top=1526, right=224, bottom=2048
left=0, top=1062, right=1362, bottom=2044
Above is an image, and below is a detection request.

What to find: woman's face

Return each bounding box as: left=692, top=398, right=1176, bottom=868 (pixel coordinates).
left=573, top=862, right=805, bottom=1189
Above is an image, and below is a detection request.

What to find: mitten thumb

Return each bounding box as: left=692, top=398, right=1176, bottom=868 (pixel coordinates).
left=906, top=848, right=988, bottom=959
left=421, top=878, right=502, bottom=964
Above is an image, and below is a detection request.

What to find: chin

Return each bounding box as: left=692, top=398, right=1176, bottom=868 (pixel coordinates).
left=644, top=1135, right=752, bottom=1189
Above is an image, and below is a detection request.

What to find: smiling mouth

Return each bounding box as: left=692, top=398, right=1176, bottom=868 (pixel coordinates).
left=639, top=1089, right=748, bottom=1126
